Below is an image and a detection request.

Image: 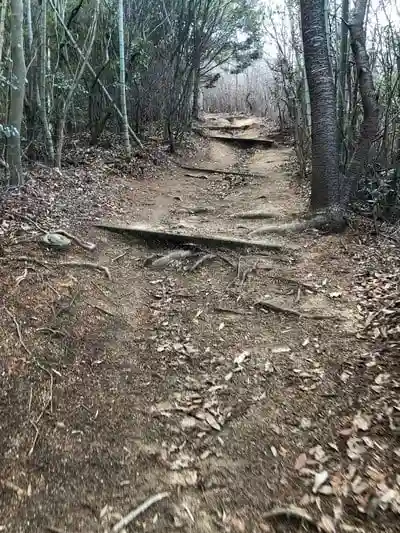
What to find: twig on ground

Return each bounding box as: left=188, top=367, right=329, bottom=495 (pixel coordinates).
left=263, top=506, right=326, bottom=532
left=111, top=492, right=170, bottom=533
left=188, top=253, right=216, bottom=271
left=112, top=250, right=129, bottom=262
left=16, top=214, right=48, bottom=233
left=37, top=327, right=66, bottom=337
left=4, top=307, right=32, bottom=357
left=255, top=300, right=336, bottom=320
left=267, top=274, right=318, bottom=292
left=184, top=172, right=209, bottom=179
left=214, top=306, right=251, bottom=315
left=28, top=420, right=40, bottom=456
left=59, top=261, right=111, bottom=280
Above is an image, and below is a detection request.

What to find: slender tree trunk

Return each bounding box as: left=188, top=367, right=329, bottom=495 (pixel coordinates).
left=118, top=0, right=131, bottom=157
left=346, top=0, right=380, bottom=187
left=300, top=0, right=342, bottom=219
left=338, top=0, right=349, bottom=167
left=37, top=0, right=54, bottom=163
left=54, top=0, right=99, bottom=167
left=0, top=0, right=8, bottom=64
left=7, top=0, right=26, bottom=186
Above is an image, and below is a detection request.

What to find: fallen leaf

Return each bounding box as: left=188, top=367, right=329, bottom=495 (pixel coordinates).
left=295, top=453, right=307, bottom=470
left=264, top=361, right=274, bottom=373
left=318, top=514, right=336, bottom=533
left=319, top=484, right=334, bottom=495
left=313, top=470, right=329, bottom=493
left=181, top=416, right=198, bottom=430
left=352, top=413, right=371, bottom=432
left=234, top=350, right=249, bottom=365
left=346, top=437, right=366, bottom=460
left=329, top=291, right=342, bottom=299
left=375, top=373, right=390, bottom=385
left=224, top=372, right=233, bottom=381
left=168, top=470, right=198, bottom=487
left=271, top=345, right=291, bottom=354
left=204, top=412, right=221, bottom=431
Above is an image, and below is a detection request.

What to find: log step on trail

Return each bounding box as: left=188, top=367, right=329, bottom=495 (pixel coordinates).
left=94, top=223, right=296, bottom=252
left=193, top=129, right=276, bottom=149
left=179, top=164, right=262, bottom=178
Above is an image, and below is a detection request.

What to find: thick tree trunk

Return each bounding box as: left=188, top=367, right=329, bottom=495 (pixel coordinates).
left=7, top=0, right=26, bottom=186
left=300, top=0, right=342, bottom=218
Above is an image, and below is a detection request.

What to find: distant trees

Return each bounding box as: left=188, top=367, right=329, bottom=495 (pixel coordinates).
left=0, top=0, right=264, bottom=182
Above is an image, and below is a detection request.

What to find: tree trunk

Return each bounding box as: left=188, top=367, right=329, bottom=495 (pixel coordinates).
left=53, top=0, right=99, bottom=167
left=338, top=0, right=349, bottom=167
left=300, top=0, right=342, bottom=219
left=118, top=0, right=131, bottom=157
left=0, top=0, right=8, bottom=64
left=37, top=0, right=55, bottom=164
left=7, top=0, right=26, bottom=186
left=346, top=0, right=380, bottom=187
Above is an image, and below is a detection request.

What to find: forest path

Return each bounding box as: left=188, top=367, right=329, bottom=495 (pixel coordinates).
left=0, top=116, right=398, bottom=533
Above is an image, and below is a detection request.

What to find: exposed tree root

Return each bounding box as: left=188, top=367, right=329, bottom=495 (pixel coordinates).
left=255, top=300, right=336, bottom=320
left=15, top=214, right=96, bottom=250
left=0, top=256, right=111, bottom=279
left=184, top=172, right=209, bottom=179
left=267, top=274, right=318, bottom=292
left=249, top=221, right=310, bottom=236
left=188, top=253, right=216, bottom=271
left=263, top=506, right=331, bottom=532
left=231, top=210, right=279, bottom=220
left=146, top=250, right=194, bottom=268
left=249, top=212, right=347, bottom=236
left=95, top=223, right=295, bottom=252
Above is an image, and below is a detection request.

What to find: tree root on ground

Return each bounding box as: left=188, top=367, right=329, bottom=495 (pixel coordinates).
left=230, top=210, right=280, bottom=220
left=0, top=256, right=111, bottom=279
left=15, top=214, right=96, bottom=250
left=255, top=300, right=336, bottom=320
left=249, top=212, right=347, bottom=236
left=263, top=506, right=333, bottom=533
left=95, top=223, right=295, bottom=252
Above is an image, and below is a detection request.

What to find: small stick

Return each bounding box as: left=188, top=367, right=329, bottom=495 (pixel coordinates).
left=255, top=300, right=336, bottom=320
left=58, top=261, right=111, bottom=280
left=188, top=253, right=216, bottom=271
left=112, top=250, right=129, bottom=262
left=4, top=307, right=32, bottom=357
left=111, top=492, right=170, bottom=533
left=28, top=420, right=40, bottom=456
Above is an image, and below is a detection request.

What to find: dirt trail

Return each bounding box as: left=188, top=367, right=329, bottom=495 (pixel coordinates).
left=1, top=117, right=398, bottom=533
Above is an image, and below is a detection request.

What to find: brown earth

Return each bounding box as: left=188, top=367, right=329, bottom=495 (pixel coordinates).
left=0, top=116, right=399, bottom=533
